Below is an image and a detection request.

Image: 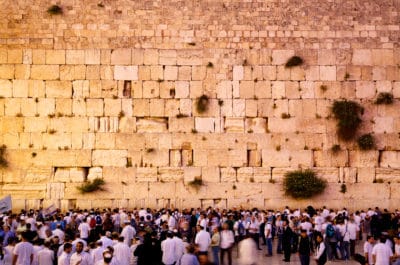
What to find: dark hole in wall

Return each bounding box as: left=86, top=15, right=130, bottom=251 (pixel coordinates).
left=123, top=80, right=132, bottom=98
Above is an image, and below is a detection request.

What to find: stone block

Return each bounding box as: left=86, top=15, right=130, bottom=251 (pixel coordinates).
left=143, top=81, right=160, bottom=98
left=319, top=66, right=336, bottom=81
left=372, top=49, right=394, bottom=66
left=177, top=50, right=202, bottom=65
left=86, top=65, right=100, bottom=80
left=339, top=167, right=357, bottom=183
left=237, top=167, right=254, bottom=182
left=373, top=117, right=393, bottom=133
left=143, top=149, right=169, bottom=167
left=136, top=167, right=158, bottom=182
left=46, top=50, right=65, bottom=64
left=232, top=99, right=245, bottom=117
left=380, top=151, right=400, bottom=168
left=356, top=81, right=376, bottom=99
left=23, top=117, right=48, bottom=132
left=37, top=98, right=55, bottom=116
left=224, top=117, right=244, bottom=132
left=86, top=99, right=104, bottom=116
left=195, top=117, right=215, bottom=133
left=357, top=167, right=375, bottom=183
left=111, top=49, right=131, bottom=65
left=271, top=50, right=294, bottom=65
left=164, top=66, right=178, bottom=80
left=168, top=117, right=194, bottom=133
left=66, top=50, right=85, bottom=64
left=7, top=49, right=22, bottom=63
left=45, top=81, right=72, bottom=98
left=313, top=167, right=340, bottom=183
left=104, top=99, right=121, bottom=116
left=233, top=66, right=244, bottom=81
left=137, top=118, right=168, bottom=132
left=31, top=65, right=59, bottom=80
left=85, top=49, right=101, bottom=64
left=92, top=150, right=127, bottom=167
left=159, top=49, right=176, bottom=65
left=144, top=49, right=159, bottom=65
left=0, top=80, right=12, bottom=97
left=15, top=65, right=30, bottom=79
left=248, top=150, right=262, bottom=167
left=318, top=49, right=336, bottom=65
left=262, top=150, right=291, bottom=167
left=352, top=49, right=372, bottom=65
left=158, top=168, right=184, bottom=182
left=183, top=167, right=201, bottom=182
left=268, top=118, right=296, bottom=133
left=253, top=167, right=270, bottom=182
left=228, top=149, right=247, bottom=167
left=114, top=65, right=138, bottom=80
left=46, top=183, right=65, bottom=200
left=178, top=66, right=191, bottom=80
left=95, top=133, right=115, bottom=149
left=245, top=118, right=267, bottom=133
left=175, top=81, right=189, bottom=98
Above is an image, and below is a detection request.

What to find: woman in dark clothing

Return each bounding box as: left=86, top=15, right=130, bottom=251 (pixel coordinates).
left=134, top=233, right=162, bottom=265
left=298, top=229, right=312, bottom=265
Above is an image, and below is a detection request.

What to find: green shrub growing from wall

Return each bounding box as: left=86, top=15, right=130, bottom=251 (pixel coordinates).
left=331, top=100, right=363, bottom=141
left=283, top=169, right=327, bottom=199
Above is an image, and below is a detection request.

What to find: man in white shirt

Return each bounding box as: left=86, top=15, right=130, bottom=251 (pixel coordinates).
left=91, top=241, right=104, bottom=264
left=161, top=232, right=176, bottom=265
left=364, top=235, right=375, bottom=265
left=264, top=218, right=273, bottom=256
left=70, top=241, right=93, bottom=265
left=58, top=243, right=72, bottom=265
left=78, top=219, right=91, bottom=242
left=372, top=236, right=393, bottom=265
left=172, top=231, right=185, bottom=263
left=53, top=224, right=65, bottom=244
left=37, top=241, right=54, bottom=265
left=194, top=225, right=211, bottom=255
left=120, top=221, right=135, bottom=246
left=12, top=231, right=34, bottom=265
left=99, top=231, right=113, bottom=249
left=113, top=237, right=131, bottom=265
left=348, top=217, right=360, bottom=257
left=220, top=222, right=234, bottom=265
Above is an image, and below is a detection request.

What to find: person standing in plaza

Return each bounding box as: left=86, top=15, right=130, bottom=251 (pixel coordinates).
left=314, top=233, right=327, bottom=265
left=210, top=227, right=220, bottom=265
left=364, top=235, right=375, bottom=265
left=298, top=229, right=312, bottom=265
left=12, top=232, right=33, bottom=265
left=372, top=235, right=393, bottom=265
left=282, top=219, right=293, bottom=262
left=219, top=223, right=234, bottom=265
left=195, top=225, right=211, bottom=256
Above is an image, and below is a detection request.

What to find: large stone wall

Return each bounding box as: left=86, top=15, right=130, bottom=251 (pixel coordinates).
left=0, top=0, right=400, bottom=211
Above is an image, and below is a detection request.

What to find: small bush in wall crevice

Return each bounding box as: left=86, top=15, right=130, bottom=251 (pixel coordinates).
left=0, top=145, right=8, bottom=168
left=77, top=178, right=105, bottom=194
left=47, top=5, right=63, bottom=15
left=358, top=133, right=375, bottom=150
left=196, top=95, right=209, bottom=114
left=283, top=169, right=327, bottom=199
left=375, top=92, right=394, bottom=105
left=331, top=100, right=363, bottom=141
left=285, top=56, right=303, bottom=68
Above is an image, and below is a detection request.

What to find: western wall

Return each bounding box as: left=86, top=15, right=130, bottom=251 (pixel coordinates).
left=0, top=0, right=399, bottom=211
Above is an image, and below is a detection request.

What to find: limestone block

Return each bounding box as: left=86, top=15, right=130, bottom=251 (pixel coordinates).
left=164, top=66, right=178, bottom=80
left=95, top=133, right=115, bottom=149
left=262, top=150, right=290, bottom=167
left=143, top=149, right=169, bottom=167
left=276, top=66, right=290, bottom=81
left=142, top=81, right=160, bottom=98
left=0, top=80, right=12, bottom=97
left=24, top=167, right=52, bottom=183
left=46, top=183, right=65, bottom=200
left=0, top=65, right=14, bottom=80
left=175, top=81, right=189, bottom=98
left=271, top=50, right=294, bottom=65
left=373, top=117, right=393, bottom=133
left=192, top=67, right=206, bottom=82
left=45, top=50, right=65, bottom=64
left=216, top=81, right=232, bottom=99
left=339, top=167, right=357, bottom=183
left=119, top=117, right=136, bottom=133
left=318, top=49, right=336, bottom=65
left=158, top=167, right=184, bottom=182
left=296, top=118, right=326, bottom=133
left=137, top=118, right=168, bottom=133
left=87, top=167, right=103, bottom=181
left=42, top=132, right=71, bottom=149
left=178, top=66, right=191, bottom=80
left=86, top=99, right=104, bottom=116
left=1, top=184, right=46, bottom=199
left=356, top=81, right=376, bottom=99
left=144, top=49, right=158, bottom=65
left=136, top=167, right=157, bottom=182
left=352, top=49, right=372, bottom=65
left=159, top=49, right=176, bottom=65
left=232, top=99, right=245, bottom=117
left=233, top=66, right=244, bottom=81
left=92, top=150, right=127, bottom=167
left=72, top=99, right=86, bottom=116
left=245, top=118, right=267, bottom=133
left=239, top=81, right=254, bottom=98
left=195, top=117, right=215, bottom=133
left=148, top=99, right=164, bottom=117
left=224, top=117, right=244, bottom=132
left=357, top=167, right=375, bottom=183
left=22, top=118, right=46, bottom=134
left=372, top=49, right=394, bottom=66
left=248, top=150, right=262, bottom=167
left=45, top=81, right=72, bottom=98
left=253, top=167, right=270, bottom=182
left=271, top=167, right=293, bottom=183
left=177, top=50, right=202, bottom=65
left=4, top=98, right=20, bottom=116
left=199, top=167, right=218, bottom=182
left=99, top=117, right=119, bottom=133
left=314, top=151, right=348, bottom=167
left=103, top=166, right=135, bottom=184
left=7, top=49, right=22, bottom=63
left=116, top=133, right=145, bottom=150
left=168, top=117, right=193, bottom=133
left=37, top=98, right=55, bottom=116
left=15, top=65, right=30, bottom=79
left=86, top=65, right=100, bottom=80
left=228, top=149, right=247, bottom=167
left=55, top=98, right=72, bottom=116
left=66, top=50, right=85, bottom=64
left=114, top=65, right=138, bottom=80
left=85, top=49, right=100, bottom=65
left=169, top=150, right=181, bottom=167
left=268, top=118, right=296, bottom=133
left=31, top=65, right=59, bottom=80
left=380, top=151, right=400, bottom=168
left=111, top=49, right=131, bottom=65
left=103, top=99, right=121, bottom=116
left=319, top=66, right=336, bottom=81
left=237, top=167, right=254, bottom=182
left=372, top=67, right=386, bottom=81
left=182, top=167, right=200, bottom=183
left=133, top=99, right=149, bottom=117
left=100, top=65, right=113, bottom=80
left=254, top=81, right=271, bottom=99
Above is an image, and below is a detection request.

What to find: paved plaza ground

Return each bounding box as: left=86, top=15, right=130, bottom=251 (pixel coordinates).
left=220, top=240, right=364, bottom=265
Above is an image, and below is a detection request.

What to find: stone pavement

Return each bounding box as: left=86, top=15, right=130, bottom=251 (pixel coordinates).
left=215, top=240, right=364, bottom=265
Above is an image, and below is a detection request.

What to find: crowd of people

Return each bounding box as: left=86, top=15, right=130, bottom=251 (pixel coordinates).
left=0, top=205, right=399, bottom=265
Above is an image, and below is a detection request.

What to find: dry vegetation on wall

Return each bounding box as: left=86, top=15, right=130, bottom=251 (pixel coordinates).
left=0, top=0, right=399, bottom=210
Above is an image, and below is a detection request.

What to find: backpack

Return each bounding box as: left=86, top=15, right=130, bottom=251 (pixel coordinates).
left=326, top=224, right=335, bottom=238
left=238, top=221, right=245, bottom=236
left=95, top=215, right=102, bottom=225
left=89, top=217, right=96, bottom=228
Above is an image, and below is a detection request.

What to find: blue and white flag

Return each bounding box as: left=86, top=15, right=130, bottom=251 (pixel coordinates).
left=0, top=195, right=12, bottom=213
